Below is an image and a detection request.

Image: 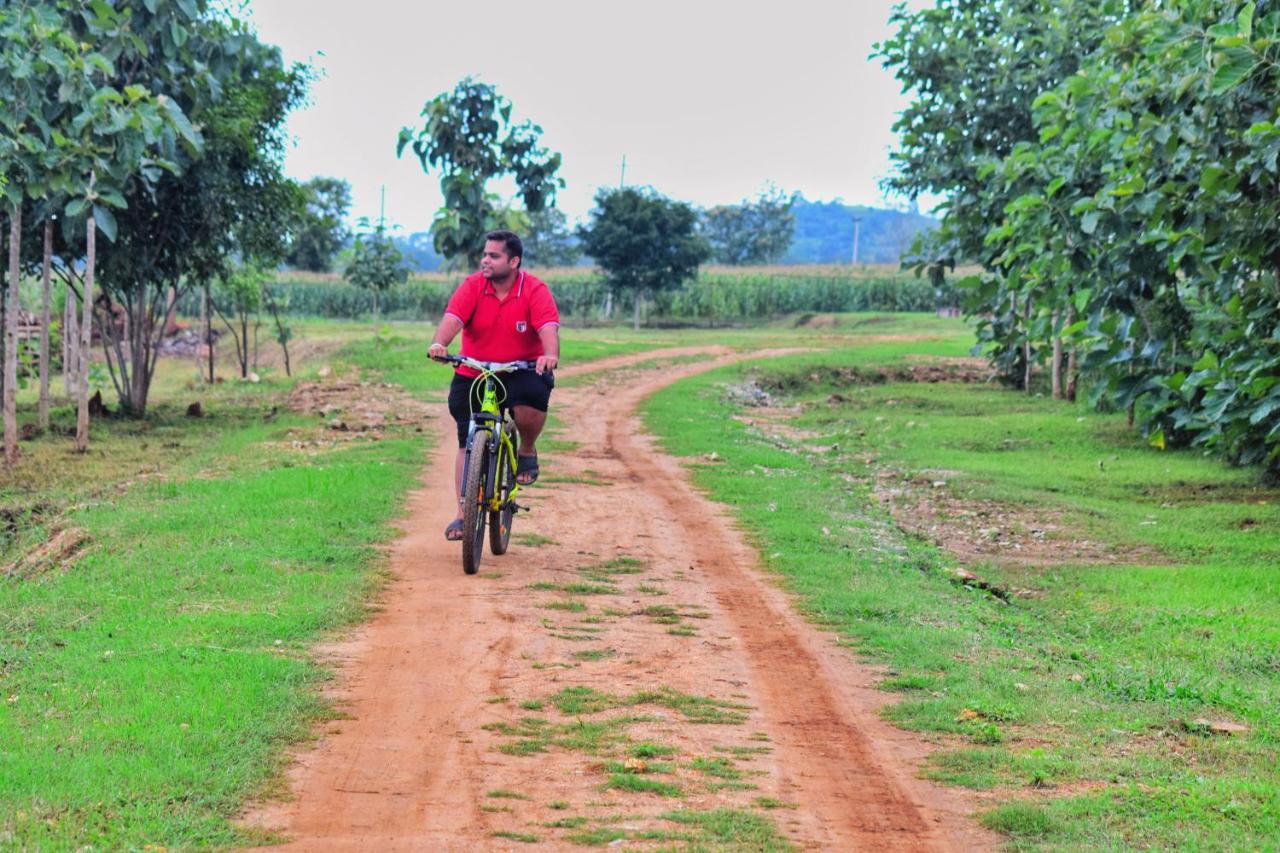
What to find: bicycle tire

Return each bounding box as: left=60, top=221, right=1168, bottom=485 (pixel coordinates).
left=489, top=421, right=517, bottom=555
left=461, top=436, right=489, bottom=575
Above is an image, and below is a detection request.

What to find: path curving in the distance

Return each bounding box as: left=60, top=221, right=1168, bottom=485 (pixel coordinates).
left=240, top=346, right=993, bottom=851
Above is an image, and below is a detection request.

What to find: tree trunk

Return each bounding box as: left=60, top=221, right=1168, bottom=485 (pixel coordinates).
left=205, top=282, right=214, bottom=383
left=1065, top=305, right=1078, bottom=402
left=1022, top=293, right=1033, bottom=394
left=63, top=271, right=77, bottom=396
left=1051, top=309, right=1063, bottom=401
left=76, top=219, right=94, bottom=453
left=372, top=289, right=380, bottom=331
left=39, top=219, right=52, bottom=429
left=603, top=289, right=613, bottom=321
left=4, top=208, right=20, bottom=466
left=633, top=290, right=642, bottom=332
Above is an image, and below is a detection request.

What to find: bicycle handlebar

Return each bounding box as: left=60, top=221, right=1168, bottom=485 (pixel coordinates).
left=430, top=353, right=537, bottom=373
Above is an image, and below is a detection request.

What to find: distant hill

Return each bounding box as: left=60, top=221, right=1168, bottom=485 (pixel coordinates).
left=393, top=232, right=445, bottom=272
left=387, top=198, right=937, bottom=272
left=784, top=197, right=937, bottom=265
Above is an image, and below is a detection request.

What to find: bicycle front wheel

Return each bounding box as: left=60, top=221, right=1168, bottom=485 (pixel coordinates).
left=489, top=421, right=517, bottom=555
left=461, top=437, right=490, bottom=575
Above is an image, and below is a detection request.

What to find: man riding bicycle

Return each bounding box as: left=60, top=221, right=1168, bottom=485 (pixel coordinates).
left=428, top=230, right=560, bottom=541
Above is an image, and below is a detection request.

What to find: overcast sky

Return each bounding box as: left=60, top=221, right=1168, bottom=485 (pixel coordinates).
left=245, top=0, right=930, bottom=232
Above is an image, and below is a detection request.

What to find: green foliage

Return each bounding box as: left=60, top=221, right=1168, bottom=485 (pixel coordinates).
left=882, top=0, right=1280, bottom=475
left=701, top=184, right=796, bottom=265
left=229, top=269, right=935, bottom=324
left=286, top=177, right=352, bottom=272
left=343, top=218, right=409, bottom=327
left=397, top=77, right=563, bottom=269
left=576, top=187, right=711, bottom=327
left=522, top=206, right=581, bottom=267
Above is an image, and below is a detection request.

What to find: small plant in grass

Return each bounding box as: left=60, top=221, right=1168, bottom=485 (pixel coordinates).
left=754, top=796, right=796, bottom=809
left=636, top=584, right=669, bottom=596
left=541, top=600, right=587, bottom=613
left=514, top=532, right=557, bottom=546
left=519, top=699, right=545, bottom=711
left=716, top=744, right=772, bottom=757
left=630, top=741, right=678, bottom=758
left=567, top=827, right=628, bottom=845
left=487, top=788, right=531, bottom=800
left=490, top=829, right=540, bottom=843
left=980, top=802, right=1058, bottom=839
left=572, top=648, right=615, bottom=661
left=659, top=809, right=788, bottom=848
left=548, top=800, right=570, bottom=810
left=690, top=756, right=741, bottom=779
left=603, top=773, right=682, bottom=797
left=544, top=815, right=589, bottom=828
left=667, top=625, right=698, bottom=636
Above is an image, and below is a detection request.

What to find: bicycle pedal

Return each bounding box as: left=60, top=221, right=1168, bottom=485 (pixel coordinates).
left=512, top=502, right=530, bottom=513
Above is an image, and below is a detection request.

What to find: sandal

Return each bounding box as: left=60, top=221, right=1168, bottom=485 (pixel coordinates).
left=516, top=453, right=540, bottom=485
left=444, top=518, right=465, bottom=541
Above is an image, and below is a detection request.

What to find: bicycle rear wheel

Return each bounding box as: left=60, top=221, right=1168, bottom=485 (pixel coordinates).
left=461, top=437, right=489, bottom=575
left=489, top=421, right=517, bottom=555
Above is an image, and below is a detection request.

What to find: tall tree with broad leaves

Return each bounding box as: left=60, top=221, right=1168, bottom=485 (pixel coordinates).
left=87, top=8, right=309, bottom=415
left=577, top=187, right=710, bottom=330
left=1, top=0, right=202, bottom=456
left=286, top=177, right=352, bottom=272
left=397, top=77, right=564, bottom=270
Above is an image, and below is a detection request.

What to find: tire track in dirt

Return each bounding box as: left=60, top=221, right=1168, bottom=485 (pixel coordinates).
left=240, top=346, right=993, bottom=851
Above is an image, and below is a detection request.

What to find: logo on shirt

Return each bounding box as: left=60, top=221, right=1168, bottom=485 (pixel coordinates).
left=515, top=320, right=528, bottom=333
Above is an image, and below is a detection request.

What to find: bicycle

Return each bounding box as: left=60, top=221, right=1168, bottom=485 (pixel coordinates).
left=431, top=354, right=534, bottom=575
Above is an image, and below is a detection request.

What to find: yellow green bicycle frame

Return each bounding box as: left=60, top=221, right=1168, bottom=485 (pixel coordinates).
left=466, top=365, right=521, bottom=512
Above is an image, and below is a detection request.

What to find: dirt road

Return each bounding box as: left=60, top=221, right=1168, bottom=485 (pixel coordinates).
left=242, top=348, right=992, bottom=851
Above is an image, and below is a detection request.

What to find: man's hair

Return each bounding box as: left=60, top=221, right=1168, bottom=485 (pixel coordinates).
left=484, top=230, right=523, bottom=267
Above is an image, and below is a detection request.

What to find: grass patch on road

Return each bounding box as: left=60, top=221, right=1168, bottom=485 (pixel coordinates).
left=643, top=347, right=1280, bottom=849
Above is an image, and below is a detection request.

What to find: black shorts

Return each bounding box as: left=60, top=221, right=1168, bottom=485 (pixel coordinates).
left=448, top=369, right=554, bottom=448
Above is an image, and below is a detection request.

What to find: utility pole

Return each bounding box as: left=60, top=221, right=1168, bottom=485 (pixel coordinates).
left=379, top=184, right=387, bottom=228
left=619, top=155, right=627, bottom=188
left=851, top=214, right=863, bottom=266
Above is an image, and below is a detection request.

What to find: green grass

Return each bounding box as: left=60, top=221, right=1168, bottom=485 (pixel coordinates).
left=547, top=686, right=750, bottom=723
left=0, top=421, right=423, bottom=848
left=642, top=344, right=1280, bottom=848
left=601, top=773, right=682, bottom=797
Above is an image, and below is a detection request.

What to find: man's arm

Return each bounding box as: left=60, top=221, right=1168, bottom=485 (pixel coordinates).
left=428, top=314, right=464, bottom=358
left=536, top=325, right=559, bottom=375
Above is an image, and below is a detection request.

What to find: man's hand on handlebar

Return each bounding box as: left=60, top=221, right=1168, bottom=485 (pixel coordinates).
left=428, top=342, right=448, bottom=360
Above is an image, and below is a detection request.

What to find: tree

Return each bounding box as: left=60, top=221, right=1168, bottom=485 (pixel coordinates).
left=522, top=207, right=581, bottom=267
left=884, top=0, right=1280, bottom=475
left=286, top=177, right=352, bottom=272
left=211, top=263, right=265, bottom=379
left=89, top=13, right=308, bottom=415
left=1, top=0, right=204, bottom=456
left=577, top=187, right=710, bottom=330
left=397, top=77, right=564, bottom=270
left=344, top=218, right=408, bottom=329
left=877, top=0, right=1127, bottom=388
left=702, top=185, right=797, bottom=265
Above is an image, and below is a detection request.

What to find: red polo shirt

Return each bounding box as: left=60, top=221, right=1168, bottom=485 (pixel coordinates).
left=443, top=270, right=560, bottom=377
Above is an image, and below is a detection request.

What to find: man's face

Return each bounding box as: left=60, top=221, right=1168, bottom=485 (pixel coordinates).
left=480, top=240, right=518, bottom=281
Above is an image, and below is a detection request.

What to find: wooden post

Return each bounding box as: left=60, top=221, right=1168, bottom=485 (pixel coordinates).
left=75, top=218, right=94, bottom=453
left=39, top=219, right=52, bottom=428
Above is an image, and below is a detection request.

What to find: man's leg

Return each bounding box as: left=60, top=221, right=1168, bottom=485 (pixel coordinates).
left=512, top=404, right=546, bottom=484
